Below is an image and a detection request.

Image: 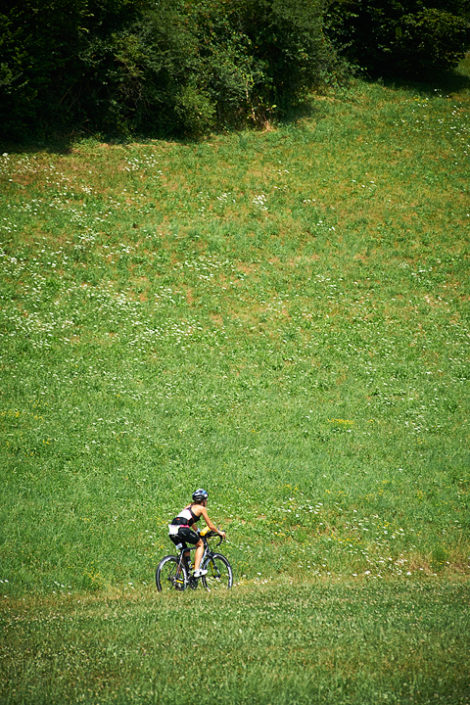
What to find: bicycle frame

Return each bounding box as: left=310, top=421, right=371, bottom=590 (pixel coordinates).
left=173, top=532, right=224, bottom=588
left=156, top=530, right=230, bottom=592
left=175, top=533, right=221, bottom=563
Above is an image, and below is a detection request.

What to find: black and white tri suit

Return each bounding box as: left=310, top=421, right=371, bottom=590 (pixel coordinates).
left=168, top=504, right=201, bottom=548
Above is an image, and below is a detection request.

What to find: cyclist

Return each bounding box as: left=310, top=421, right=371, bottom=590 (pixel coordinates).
left=168, top=488, right=226, bottom=578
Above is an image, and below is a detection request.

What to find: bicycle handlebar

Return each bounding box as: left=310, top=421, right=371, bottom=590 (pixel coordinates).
left=201, top=530, right=224, bottom=546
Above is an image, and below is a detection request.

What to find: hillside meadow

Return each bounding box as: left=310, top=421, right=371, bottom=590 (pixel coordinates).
left=1, top=61, right=469, bottom=703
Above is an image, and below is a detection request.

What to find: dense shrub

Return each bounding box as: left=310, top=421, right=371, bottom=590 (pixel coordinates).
left=3, top=0, right=468, bottom=139
left=325, top=0, right=470, bottom=78
left=85, top=0, right=332, bottom=135
left=0, top=0, right=331, bottom=138
left=0, top=0, right=140, bottom=138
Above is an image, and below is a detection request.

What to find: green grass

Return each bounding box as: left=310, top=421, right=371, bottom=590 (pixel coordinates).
left=0, top=62, right=469, bottom=703
left=1, top=579, right=469, bottom=705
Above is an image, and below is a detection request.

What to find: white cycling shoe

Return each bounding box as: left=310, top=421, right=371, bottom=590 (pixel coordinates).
left=193, top=568, right=208, bottom=578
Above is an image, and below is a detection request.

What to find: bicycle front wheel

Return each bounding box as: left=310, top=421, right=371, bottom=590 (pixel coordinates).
left=201, top=553, right=233, bottom=591
left=156, top=555, right=187, bottom=592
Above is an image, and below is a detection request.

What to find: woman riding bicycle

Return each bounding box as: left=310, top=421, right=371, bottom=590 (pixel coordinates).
left=169, top=489, right=226, bottom=578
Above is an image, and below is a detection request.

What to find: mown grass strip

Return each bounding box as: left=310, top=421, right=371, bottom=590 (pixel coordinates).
left=1, top=578, right=469, bottom=705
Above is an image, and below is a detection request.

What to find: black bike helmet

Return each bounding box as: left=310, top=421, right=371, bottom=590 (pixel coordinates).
left=192, top=488, right=208, bottom=503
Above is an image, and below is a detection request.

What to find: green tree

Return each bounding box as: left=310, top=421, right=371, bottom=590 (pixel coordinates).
left=1, top=0, right=331, bottom=139
left=326, top=0, right=470, bottom=78
left=0, top=0, right=140, bottom=137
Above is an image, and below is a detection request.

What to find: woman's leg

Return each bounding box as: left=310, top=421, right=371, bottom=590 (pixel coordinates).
left=193, top=539, right=204, bottom=570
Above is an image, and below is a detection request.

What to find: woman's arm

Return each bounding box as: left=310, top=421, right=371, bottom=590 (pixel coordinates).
left=200, top=507, right=226, bottom=538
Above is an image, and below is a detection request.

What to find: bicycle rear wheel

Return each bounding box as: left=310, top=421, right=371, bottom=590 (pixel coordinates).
left=201, top=553, right=233, bottom=591
left=156, top=555, right=187, bottom=592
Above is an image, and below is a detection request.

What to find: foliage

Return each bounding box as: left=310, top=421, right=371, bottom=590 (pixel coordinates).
left=0, top=0, right=330, bottom=138
left=0, top=0, right=141, bottom=137
left=325, top=0, right=470, bottom=78
left=84, top=0, right=332, bottom=135
left=2, top=0, right=469, bottom=137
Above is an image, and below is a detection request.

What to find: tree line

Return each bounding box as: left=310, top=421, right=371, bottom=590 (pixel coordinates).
left=1, top=0, right=469, bottom=139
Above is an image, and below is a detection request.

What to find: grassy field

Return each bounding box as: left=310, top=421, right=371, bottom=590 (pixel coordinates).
left=1, top=58, right=469, bottom=703
left=1, top=579, right=469, bottom=705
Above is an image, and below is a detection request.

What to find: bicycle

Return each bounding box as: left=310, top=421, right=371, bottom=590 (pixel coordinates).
left=155, top=527, right=233, bottom=592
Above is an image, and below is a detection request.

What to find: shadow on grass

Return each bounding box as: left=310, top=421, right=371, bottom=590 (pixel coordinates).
left=381, top=68, right=470, bottom=97
left=0, top=129, right=178, bottom=157
left=1, top=100, right=323, bottom=156
left=2, top=61, right=468, bottom=156
left=366, top=54, right=470, bottom=98
left=1, top=132, right=75, bottom=156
